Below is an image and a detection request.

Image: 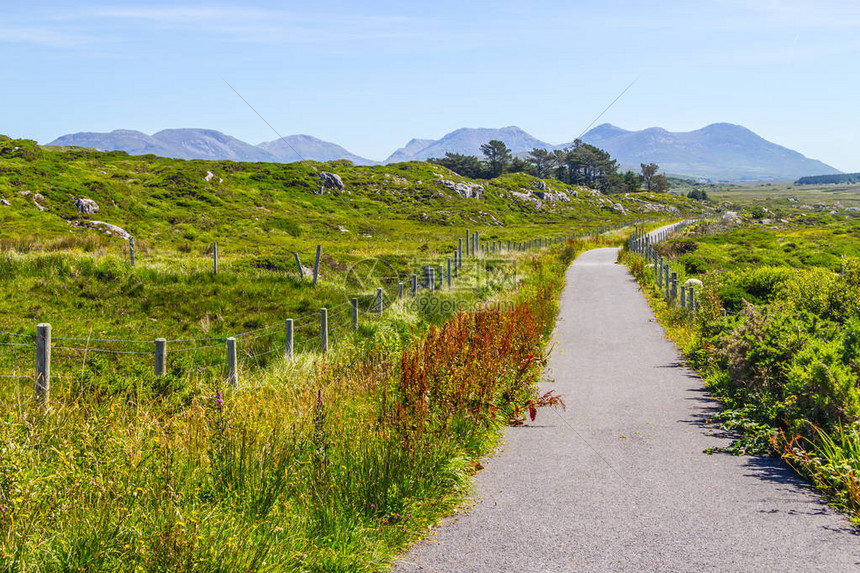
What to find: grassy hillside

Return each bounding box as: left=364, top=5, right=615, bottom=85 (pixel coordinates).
left=0, top=135, right=698, bottom=346
left=1, top=135, right=695, bottom=255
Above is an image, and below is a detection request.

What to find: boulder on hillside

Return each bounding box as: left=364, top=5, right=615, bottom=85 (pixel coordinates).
left=436, top=179, right=484, bottom=199
left=74, top=197, right=100, bottom=214
left=533, top=180, right=547, bottom=191
left=533, top=190, right=570, bottom=203
left=318, top=172, right=345, bottom=194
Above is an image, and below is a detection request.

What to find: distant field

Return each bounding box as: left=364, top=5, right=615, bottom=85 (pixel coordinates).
left=705, top=181, right=860, bottom=207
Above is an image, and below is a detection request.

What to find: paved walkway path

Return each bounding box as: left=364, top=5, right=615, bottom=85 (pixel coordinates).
left=395, top=247, right=859, bottom=572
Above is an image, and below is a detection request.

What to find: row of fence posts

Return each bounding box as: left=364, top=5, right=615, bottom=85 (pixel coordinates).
left=627, top=220, right=701, bottom=313
left=128, top=238, right=326, bottom=286
left=27, top=222, right=639, bottom=401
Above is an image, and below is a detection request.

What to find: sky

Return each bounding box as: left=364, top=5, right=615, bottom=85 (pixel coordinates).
left=2, top=0, right=859, bottom=170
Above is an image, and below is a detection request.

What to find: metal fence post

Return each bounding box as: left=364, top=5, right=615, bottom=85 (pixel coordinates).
left=320, top=308, right=328, bottom=353
left=35, top=323, right=51, bottom=401
left=312, top=245, right=321, bottom=286
left=376, top=288, right=383, bottom=315
left=285, top=319, right=294, bottom=358
left=226, top=337, right=237, bottom=386
left=154, top=337, right=166, bottom=376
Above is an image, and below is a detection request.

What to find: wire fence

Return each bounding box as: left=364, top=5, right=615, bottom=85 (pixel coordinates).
left=2, top=223, right=645, bottom=397
left=628, top=218, right=714, bottom=314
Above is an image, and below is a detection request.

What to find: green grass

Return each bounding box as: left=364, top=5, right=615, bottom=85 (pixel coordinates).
left=0, top=237, right=602, bottom=571
left=0, top=133, right=694, bottom=569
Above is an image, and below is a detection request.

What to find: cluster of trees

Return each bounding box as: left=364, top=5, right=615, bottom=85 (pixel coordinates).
left=430, top=140, right=670, bottom=194
left=795, top=173, right=860, bottom=185
left=686, top=188, right=710, bottom=201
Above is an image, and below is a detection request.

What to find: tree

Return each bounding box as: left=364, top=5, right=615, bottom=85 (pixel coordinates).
left=640, top=163, right=659, bottom=191
left=623, top=170, right=642, bottom=192
left=687, top=188, right=709, bottom=201
left=651, top=173, right=669, bottom=193
left=508, top=157, right=530, bottom=174
left=429, top=152, right=486, bottom=179
left=480, top=140, right=512, bottom=178
left=526, top=148, right=554, bottom=179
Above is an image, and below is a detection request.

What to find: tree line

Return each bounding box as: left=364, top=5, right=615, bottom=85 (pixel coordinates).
left=429, top=139, right=670, bottom=194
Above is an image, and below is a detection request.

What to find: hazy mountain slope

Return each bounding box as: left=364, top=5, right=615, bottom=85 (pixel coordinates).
left=577, top=123, right=840, bottom=181
left=150, top=129, right=278, bottom=162
left=401, top=127, right=551, bottom=162
left=47, top=129, right=175, bottom=156
left=384, top=138, right=435, bottom=164
left=258, top=135, right=377, bottom=165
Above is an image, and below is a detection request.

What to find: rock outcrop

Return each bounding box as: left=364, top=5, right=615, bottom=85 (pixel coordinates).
left=74, top=197, right=100, bottom=214
left=436, top=179, right=484, bottom=199
left=318, top=172, right=345, bottom=194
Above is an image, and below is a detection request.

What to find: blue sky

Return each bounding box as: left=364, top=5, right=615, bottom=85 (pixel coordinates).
left=3, top=0, right=859, bottom=170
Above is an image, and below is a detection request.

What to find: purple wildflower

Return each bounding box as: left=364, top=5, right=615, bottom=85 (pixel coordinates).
left=216, top=390, right=223, bottom=408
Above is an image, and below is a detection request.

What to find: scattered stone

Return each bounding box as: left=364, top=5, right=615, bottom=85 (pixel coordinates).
left=204, top=171, right=215, bottom=182
left=723, top=211, right=739, bottom=220
left=419, top=212, right=430, bottom=221
left=533, top=180, right=547, bottom=191
left=436, top=179, right=484, bottom=199
left=318, top=172, right=345, bottom=194
left=0, top=199, right=9, bottom=206
left=74, top=197, right=100, bottom=214
left=32, top=193, right=46, bottom=211
left=533, top=190, right=570, bottom=203
left=683, top=278, right=703, bottom=288
left=90, top=221, right=131, bottom=240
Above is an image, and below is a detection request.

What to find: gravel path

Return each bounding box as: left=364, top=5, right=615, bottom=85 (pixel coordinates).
left=394, top=246, right=859, bottom=572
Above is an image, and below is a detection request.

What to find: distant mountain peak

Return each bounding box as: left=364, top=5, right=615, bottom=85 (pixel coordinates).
left=578, top=123, right=840, bottom=181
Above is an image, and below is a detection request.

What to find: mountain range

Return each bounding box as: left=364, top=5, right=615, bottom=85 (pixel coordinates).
left=48, top=123, right=840, bottom=181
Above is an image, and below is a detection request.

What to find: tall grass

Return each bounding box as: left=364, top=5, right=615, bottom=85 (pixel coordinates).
left=0, top=239, right=592, bottom=571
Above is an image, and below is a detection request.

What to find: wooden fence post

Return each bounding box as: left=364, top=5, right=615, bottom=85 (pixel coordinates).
left=320, top=308, right=328, bottom=353
left=411, top=274, right=417, bottom=296
left=376, top=288, right=383, bottom=315
left=458, top=238, right=463, bottom=264
left=447, top=258, right=452, bottom=288
left=680, top=285, right=686, bottom=309
left=293, top=252, right=305, bottom=279
left=465, top=230, right=470, bottom=257
left=226, top=337, right=237, bottom=386
left=429, top=268, right=435, bottom=292
left=154, top=337, right=166, bottom=376
left=312, top=245, right=321, bottom=286
left=285, top=319, right=294, bottom=358
left=213, top=242, right=218, bottom=275
left=35, top=323, right=51, bottom=401
left=398, top=282, right=404, bottom=300
left=671, top=272, right=678, bottom=303
left=129, top=237, right=135, bottom=267
left=351, top=298, right=358, bottom=330
left=439, top=264, right=444, bottom=290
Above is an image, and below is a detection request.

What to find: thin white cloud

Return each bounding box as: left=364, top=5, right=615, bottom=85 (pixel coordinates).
left=85, top=6, right=425, bottom=45
left=716, top=0, right=860, bottom=29
left=0, top=27, right=94, bottom=48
